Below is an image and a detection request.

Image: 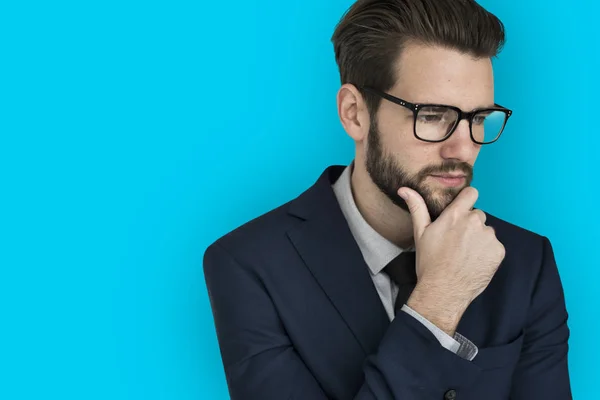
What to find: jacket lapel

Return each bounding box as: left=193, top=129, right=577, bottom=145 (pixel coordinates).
left=286, top=165, right=390, bottom=355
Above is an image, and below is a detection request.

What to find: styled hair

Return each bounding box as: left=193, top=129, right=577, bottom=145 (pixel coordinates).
left=331, top=0, right=505, bottom=114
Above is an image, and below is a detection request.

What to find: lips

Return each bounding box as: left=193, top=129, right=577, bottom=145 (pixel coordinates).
left=430, top=174, right=466, bottom=187
left=431, top=174, right=466, bottom=179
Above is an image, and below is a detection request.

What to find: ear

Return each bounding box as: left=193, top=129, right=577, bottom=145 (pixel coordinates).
left=336, top=83, right=370, bottom=142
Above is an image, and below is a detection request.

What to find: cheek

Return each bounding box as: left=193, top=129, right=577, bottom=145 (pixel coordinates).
left=395, top=148, right=431, bottom=180
left=378, top=109, right=414, bottom=143
left=381, top=127, right=417, bottom=161
left=401, top=144, right=437, bottom=172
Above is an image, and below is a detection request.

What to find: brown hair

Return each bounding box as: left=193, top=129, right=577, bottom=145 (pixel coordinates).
left=331, top=0, right=505, bottom=114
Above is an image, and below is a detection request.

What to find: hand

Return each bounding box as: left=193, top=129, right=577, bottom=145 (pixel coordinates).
left=398, top=186, right=506, bottom=335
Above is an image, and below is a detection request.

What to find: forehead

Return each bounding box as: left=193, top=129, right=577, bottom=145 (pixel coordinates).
left=390, top=42, right=495, bottom=109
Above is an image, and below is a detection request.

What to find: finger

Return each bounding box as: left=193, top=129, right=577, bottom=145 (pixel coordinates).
left=398, top=187, right=431, bottom=241
left=472, top=209, right=487, bottom=225
left=444, top=186, right=479, bottom=216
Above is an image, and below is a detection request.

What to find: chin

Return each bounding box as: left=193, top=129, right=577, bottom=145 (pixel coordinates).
left=422, top=187, right=461, bottom=214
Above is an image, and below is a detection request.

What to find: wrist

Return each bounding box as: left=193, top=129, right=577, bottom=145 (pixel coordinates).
left=407, top=282, right=470, bottom=336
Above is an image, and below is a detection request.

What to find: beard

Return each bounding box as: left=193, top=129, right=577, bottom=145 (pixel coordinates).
left=365, top=117, right=474, bottom=222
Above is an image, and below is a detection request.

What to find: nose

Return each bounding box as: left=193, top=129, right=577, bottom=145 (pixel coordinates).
left=439, top=119, right=478, bottom=161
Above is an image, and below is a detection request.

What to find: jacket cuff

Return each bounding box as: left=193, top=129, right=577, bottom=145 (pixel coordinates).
left=401, top=304, right=478, bottom=361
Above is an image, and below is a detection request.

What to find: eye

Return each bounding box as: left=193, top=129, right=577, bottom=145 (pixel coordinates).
left=417, top=113, right=443, bottom=124
left=473, top=112, right=492, bottom=125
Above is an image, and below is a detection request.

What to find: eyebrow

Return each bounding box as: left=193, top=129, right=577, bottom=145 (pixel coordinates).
left=416, top=101, right=498, bottom=111
left=424, top=103, right=499, bottom=112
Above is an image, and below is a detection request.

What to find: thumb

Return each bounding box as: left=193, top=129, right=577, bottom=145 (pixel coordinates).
left=398, top=187, right=431, bottom=241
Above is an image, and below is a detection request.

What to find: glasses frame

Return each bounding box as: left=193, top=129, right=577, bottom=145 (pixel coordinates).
left=361, top=86, right=513, bottom=145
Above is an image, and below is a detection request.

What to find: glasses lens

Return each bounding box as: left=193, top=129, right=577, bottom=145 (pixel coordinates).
left=415, top=106, right=459, bottom=141
left=472, top=110, right=507, bottom=144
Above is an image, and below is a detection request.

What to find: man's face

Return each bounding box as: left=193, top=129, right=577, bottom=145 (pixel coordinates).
left=365, top=43, right=495, bottom=221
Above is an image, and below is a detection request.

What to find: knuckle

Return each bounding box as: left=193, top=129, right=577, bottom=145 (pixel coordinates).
left=497, top=244, right=506, bottom=260
left=474, top=210, right=485, bottom=222
left=468, top=213, right=479, bottom=223
left=478, top=210, right=487, bottom=223
left=468, top=212, right=483, bottom=225
left=408, top=202, right=421, bottom=214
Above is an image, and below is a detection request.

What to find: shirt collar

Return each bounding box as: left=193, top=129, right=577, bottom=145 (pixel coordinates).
left=332, top=161, right=411, bottom=276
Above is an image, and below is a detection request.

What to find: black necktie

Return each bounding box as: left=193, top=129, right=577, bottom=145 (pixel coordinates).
left=383, top=251, right=417, bottom=314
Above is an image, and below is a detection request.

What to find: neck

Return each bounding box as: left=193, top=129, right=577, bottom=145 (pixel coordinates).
left=350, top=160, right=415, bottom=249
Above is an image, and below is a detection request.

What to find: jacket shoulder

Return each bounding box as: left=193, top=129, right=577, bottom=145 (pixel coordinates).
left=204, top=198, right=300, bottom=262
left=483, top=211, right=556, bottom=293
left=484, top=211, right=549, bottom=247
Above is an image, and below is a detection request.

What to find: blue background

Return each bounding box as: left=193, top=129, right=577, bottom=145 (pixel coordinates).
left=1, top=0, right=597, bottom=398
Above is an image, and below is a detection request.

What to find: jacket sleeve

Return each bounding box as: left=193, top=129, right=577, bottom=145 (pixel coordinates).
left=203, top=241, right=484, bottom=400
left=509, top=237, right=573, bottom=399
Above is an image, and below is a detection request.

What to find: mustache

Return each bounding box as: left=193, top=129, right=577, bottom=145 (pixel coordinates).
left=418, top=160, right=473, bottom=179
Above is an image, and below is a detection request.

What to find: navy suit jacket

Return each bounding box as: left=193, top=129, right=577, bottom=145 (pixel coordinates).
left=203, top=165, right=572, bottom=399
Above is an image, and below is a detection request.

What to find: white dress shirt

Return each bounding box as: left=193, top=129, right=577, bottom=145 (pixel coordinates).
left=332, top=162, right=478, bottom=361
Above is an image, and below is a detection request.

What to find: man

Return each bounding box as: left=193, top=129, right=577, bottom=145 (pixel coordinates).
left=203, top=0, right=572, bottom=398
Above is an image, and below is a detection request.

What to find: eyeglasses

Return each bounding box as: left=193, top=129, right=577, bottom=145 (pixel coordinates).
left=361, top=87, right=513, bottom=145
